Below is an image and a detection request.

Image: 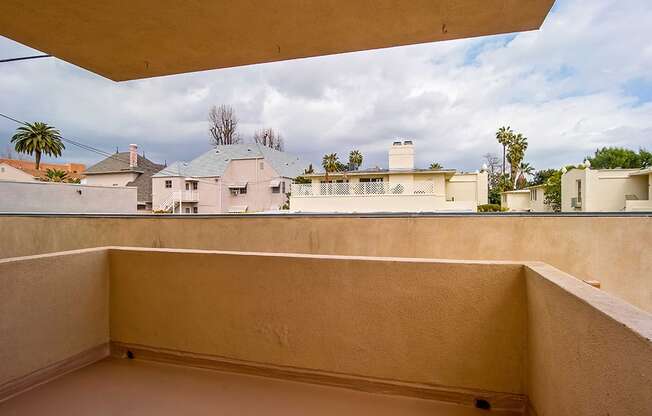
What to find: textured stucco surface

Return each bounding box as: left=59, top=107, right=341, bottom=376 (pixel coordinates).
left=0, top=1, right=554, bottom=80
left=109, top=249, right=527, bottom=394
left=525, top=263, right=652, bottom=416
left=1, top=247, right=650, bottom=414
left=0, top=249, right=109, bottom=387
left=0, top=215, right=650, bottom=312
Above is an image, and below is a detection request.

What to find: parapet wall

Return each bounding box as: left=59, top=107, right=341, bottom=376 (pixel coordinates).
left=1, top=248, right=650, bottom=414
left=0, top=214, right=650, bottom=312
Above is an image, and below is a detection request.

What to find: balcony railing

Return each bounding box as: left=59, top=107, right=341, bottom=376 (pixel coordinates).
left=291, top=182, right=437, bottom=197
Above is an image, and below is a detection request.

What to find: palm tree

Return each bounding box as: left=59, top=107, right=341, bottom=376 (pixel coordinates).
left=322, top=153, right=340, bottom=182
left=519, top=162, right=535, bottom=178
left=348, top=150, right=363, bottom=171
left=507, top=133, right=528, bottom=187
left=496, top=126, right=513, bottom=175
left=10, top=122, right=65, bottom=170
left=43, top=168, right=69, bottom=182
left=429, top=162, right=443, bottom=169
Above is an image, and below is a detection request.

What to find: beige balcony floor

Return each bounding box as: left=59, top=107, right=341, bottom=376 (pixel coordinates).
left=0, top=357, right=520, bottom=415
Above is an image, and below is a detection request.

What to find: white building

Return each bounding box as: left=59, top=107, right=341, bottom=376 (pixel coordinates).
left=291, top=141, right=488, bottom=213
left=562, top=167, right=652, bottom=212
left=501, top=184, right=553, bottom=212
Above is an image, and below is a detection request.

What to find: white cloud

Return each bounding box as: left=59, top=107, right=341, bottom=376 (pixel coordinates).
left=1, top=0, right=651, bottom=172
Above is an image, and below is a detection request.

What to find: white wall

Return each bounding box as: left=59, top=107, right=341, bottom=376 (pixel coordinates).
left=0, top=181, right=137, bottom=213
left=0, top=163, right=36, bottom=182
left=83, top=172, right=139, bottom=187
left=446, top=172, right=488, bottom=205
left=562, top=169, right=647, bottom=212
left=291, top=194, right=476, bottom=213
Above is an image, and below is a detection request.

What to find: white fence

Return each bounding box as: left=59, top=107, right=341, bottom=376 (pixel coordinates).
left=291, top=182, right=437, bottom=197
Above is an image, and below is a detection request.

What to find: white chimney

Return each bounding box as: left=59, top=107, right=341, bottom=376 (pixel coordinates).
left=388, top=140, right=414, bottom=170
left=129, top=144, right=138, bottom=168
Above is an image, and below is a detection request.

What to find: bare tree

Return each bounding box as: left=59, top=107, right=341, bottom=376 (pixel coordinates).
left=253, top=128, right=284, bottom=151
left=483, top=152, right=502, bottom=189
left=209, top=105, right=241, bottom=146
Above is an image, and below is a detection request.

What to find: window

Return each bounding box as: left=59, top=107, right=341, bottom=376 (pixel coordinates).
left=0, top=167, right=4, bottom=172
left=239, top=186, right=247, bottom=194
left=165, top=180, right=172, bottom=188
left=576, top=180, right=582, bottom=202
left=272, top=185, right=280, bottom=194
left=281, top=181, right=286, bottom=194
left=260, top=161, right=264, bottom=170
left=193, top=207, right=198, bottom=214
left=530, top=189, right=537, bottom=201
left=192, top=182, right=198, bottom=190
left=185, top=183, right=190, bottom=190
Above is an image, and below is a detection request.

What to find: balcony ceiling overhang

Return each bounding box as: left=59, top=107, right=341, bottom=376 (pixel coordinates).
left=0, top=0, right=555, bottom=81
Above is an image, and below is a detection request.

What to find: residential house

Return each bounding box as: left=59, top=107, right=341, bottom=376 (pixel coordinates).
left=152, top=144, right=308, bottom=214
left=83, top=144, right=165, bottom=211
left=290, top=141, right=488, bottom=213
left=501, top=184, right=552, bottom=212
left=562, top=167, right=652, bottom=212
left=0, top=158, right=85, bottom=182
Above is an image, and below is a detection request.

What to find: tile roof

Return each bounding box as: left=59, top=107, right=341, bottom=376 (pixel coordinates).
left=0, top=158, right=86, bottom=181
left=153, top=144, right=308, bottom=179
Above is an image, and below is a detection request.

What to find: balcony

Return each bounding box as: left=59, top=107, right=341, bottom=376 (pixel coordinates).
left=1, top=245, right=650, bottom=415
left=291, top=182, right=476, bottom=212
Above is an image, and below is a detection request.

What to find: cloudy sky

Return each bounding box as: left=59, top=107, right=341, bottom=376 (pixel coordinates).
left=1, top=0, right=651, bottom=173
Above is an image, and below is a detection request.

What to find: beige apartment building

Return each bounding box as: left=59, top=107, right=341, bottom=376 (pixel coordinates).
left=152, top=144, right=308, bottom=214
left=562, top=167, right=652, bottom=212
left=291, top=141, right=488, bottom=213
left=501, top=184, right=553, bottom=212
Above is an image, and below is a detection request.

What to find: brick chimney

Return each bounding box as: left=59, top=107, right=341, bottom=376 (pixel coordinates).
left=129, top=144, right=138, bottom=168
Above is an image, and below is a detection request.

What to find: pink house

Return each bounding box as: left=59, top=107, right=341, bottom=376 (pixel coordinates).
left=152, top=144, right=308, bottom=213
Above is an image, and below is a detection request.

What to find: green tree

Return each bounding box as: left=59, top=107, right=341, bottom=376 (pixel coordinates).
left=496, top=126, right=513, bottom=175
left=10, top=122, right=65, bottom=170
left=348, top=150, right=363, bottom=171
left=586, top=147, right=651, bottom=169
left=640, top=149, right=652, bottom=168
left=515, top=162, right=534, bottom=189
left=429, top=162, right=443, bottom=169
left=529, top=168, right=557, bottom=186
left=322, top=153, right=340, bottom=182
left=43, top=168, right=69, bottom=182
left=543, top=170, right=563, bottom=212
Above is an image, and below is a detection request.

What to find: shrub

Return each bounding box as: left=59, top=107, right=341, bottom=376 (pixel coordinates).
left=477, top=203, right=507, bottom=212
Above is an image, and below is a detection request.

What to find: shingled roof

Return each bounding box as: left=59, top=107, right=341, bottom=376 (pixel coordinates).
left=153, top=144, right=307, bottom=179
left=84, top=152, right=165, bottom=203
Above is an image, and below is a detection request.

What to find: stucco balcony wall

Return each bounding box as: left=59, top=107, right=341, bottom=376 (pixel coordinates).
left=1, top=248, right=650, bottom=415
left=0, top=214, right=650, bottom=312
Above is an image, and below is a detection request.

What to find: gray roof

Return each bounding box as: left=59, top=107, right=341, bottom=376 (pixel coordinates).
left=84, top=152, right=165, bottom=203
left=153, top=144, right=308, bottom=179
